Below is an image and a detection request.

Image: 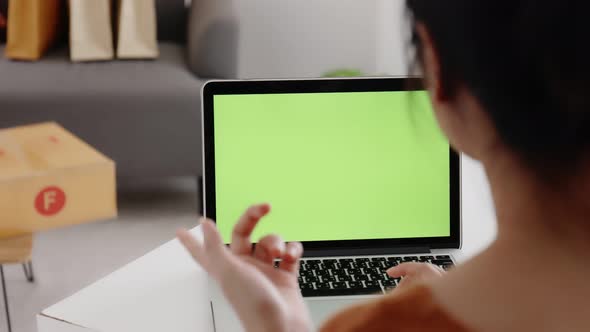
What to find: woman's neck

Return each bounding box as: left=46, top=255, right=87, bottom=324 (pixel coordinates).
left=431, top=151, right=590, bottom=332
left=482, top=150, right=590, bottom=260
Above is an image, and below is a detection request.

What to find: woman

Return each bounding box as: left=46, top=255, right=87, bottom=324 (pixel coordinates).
left=178, top=1, right=590, bottom=331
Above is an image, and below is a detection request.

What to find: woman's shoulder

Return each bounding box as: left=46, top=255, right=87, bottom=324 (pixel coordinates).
left=319, top=283, right=473, bottom=332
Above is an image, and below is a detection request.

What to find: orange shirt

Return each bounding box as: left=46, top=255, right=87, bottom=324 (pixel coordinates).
left=320, top=285, right=471, bottom=332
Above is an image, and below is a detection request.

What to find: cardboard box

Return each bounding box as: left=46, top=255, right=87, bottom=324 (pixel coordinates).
left=0, top=122, right=116, bottom=238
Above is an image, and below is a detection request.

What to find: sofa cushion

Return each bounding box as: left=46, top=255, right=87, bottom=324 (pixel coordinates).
left=156, top=0, right=187, bottom=43
left=0, top=42, right=204, bottom=177
left=0, top=42, right=197, bottom=97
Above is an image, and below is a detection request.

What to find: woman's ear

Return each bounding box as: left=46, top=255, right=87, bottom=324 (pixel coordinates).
left=415, top=23, right=446, bottom=103
left=415, top=22, right=463, bottom=150
left=413, top=22, right=500, bottom=161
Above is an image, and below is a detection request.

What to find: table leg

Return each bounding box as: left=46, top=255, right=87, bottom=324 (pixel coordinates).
left=22, top=262, right=34, bottom=283
left=0, top=266, right=12, bottom=332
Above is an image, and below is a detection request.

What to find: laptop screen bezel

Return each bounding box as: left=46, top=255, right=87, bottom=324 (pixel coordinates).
left=202, top=78, right=461, bottom=251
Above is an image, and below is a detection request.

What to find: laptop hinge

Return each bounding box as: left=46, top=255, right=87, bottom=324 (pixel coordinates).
left=303, top=246, right=431, bottom=258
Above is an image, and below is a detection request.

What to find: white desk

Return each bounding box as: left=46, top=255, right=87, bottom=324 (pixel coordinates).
left=37, top=157, right=497, bottom=332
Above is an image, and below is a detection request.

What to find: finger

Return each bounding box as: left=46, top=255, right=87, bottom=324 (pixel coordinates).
left=253, top=234, right=285, bottom=264
left=388, top=262, right=444, bottom=279
left=201, top=219, right=225, bottom=254
left=177, top=228, right=208, bottom=268
left=279, top=242, right=303, bottom=273
left=397, top=275, right=411, bottom=288
left=386, top=262, right=428, bottom=278
left=231, top=204, right=271, bottom=255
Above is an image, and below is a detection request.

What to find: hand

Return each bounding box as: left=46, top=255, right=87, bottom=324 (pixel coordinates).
left=177, top=204, right=311, bottom=332
left=387, top=262, right=445, bottom=290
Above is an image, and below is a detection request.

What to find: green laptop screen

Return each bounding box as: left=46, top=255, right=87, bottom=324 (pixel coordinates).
left=213, top=91, right=450, bottom=243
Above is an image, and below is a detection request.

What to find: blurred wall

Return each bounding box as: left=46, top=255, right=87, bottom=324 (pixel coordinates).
left=235, top=0, right=390, bottom=78
left=376, top=0, right=407, bottom=76
left=185, top=0, right=407, bottom=78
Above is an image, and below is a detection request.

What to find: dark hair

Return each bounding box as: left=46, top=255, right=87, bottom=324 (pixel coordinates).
left=406, top=1, right=590, bottom=174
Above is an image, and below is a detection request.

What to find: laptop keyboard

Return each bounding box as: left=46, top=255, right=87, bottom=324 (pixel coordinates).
left=294, top=255, right=454, bottom=297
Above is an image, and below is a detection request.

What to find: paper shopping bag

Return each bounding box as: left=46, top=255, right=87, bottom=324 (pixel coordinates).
left=5, top=0, right=62, bottom=60
left=69, top=0, right=114, bottom=62
left=116, top=0, right=159, bottom=59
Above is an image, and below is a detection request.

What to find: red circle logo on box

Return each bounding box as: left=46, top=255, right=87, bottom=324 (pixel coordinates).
left=35, top=186, right=66, bottom=216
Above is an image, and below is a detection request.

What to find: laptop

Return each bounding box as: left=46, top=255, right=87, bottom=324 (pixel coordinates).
left=201, top=77, right=461, bottom=331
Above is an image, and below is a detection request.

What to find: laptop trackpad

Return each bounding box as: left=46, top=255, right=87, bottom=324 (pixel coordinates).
left=306, top=297, right=371, bottom=327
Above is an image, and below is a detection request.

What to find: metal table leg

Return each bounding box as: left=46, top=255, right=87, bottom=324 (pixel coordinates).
left=22, top=262, right=34, bottom=282
left=0, top=261, right=34, bottom=332
left=0, top=265, right=11, bottom=332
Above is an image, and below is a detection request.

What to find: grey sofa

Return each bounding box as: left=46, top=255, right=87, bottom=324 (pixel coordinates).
left=0, top=0, right=230, bottom=179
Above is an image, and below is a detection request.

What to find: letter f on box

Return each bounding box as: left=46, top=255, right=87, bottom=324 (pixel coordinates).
left=35, top=186, right=66, bottom=216
left=44, top=191, right=56, bottom=211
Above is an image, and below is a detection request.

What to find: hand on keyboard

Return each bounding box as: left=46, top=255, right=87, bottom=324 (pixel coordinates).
left=177, top=204, right=312, bottom=332
left=387, top=262, right=446, bottom=290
